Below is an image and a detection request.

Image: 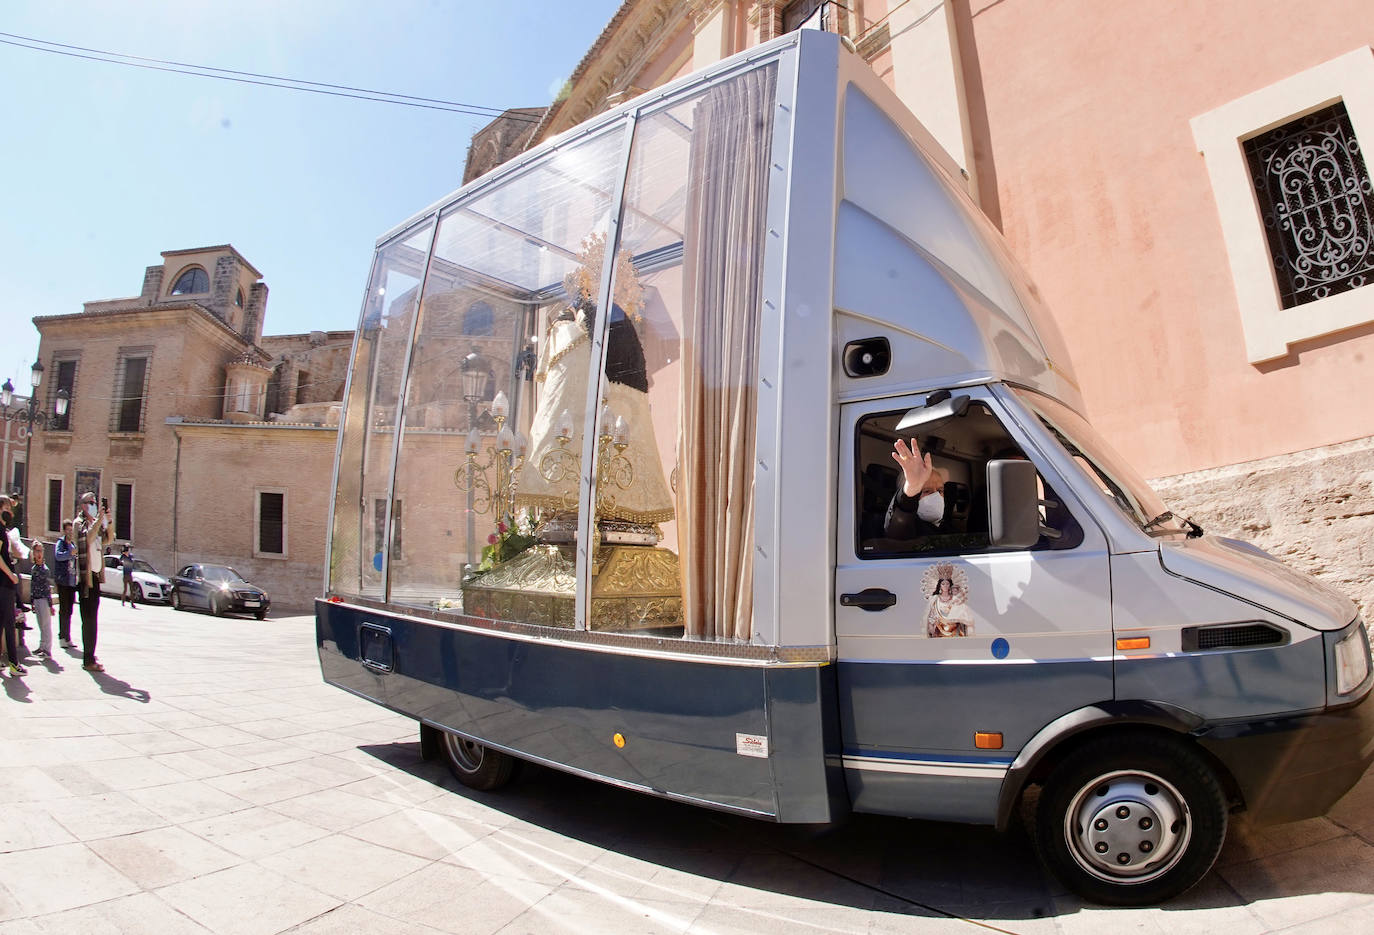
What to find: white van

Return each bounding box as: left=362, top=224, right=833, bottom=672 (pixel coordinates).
left=316, top=30, right=1373, bottom=905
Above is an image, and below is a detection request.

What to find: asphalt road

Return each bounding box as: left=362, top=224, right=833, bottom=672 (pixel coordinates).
left=0, top=598, right=1372, bottom=934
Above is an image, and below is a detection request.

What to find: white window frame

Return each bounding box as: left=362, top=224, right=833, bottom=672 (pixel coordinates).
left=112, top=477, right=135, bottom=544
left=1192, top=47, right=1374, bottom=363
left=45, top=473, right=64, bottom=536
left=254, top=486, right=288, bottom=559
left=11, top=452, right=24, bottom=494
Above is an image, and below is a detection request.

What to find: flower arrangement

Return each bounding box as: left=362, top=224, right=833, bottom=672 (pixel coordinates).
left=477, top=514, right=537, bottom=572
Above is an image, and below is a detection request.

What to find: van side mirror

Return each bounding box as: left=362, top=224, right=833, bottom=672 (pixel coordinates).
left=895, top=394, right=970, bottom=433
left=987, top=459, right=1042, bottom=549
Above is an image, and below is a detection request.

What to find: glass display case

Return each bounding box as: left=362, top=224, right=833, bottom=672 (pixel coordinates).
left=328, top=66, right=779, bottom=645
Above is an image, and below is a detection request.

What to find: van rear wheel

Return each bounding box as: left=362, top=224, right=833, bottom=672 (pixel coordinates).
left=1033, top=734, right=1227, bottom=906
left=439, top=729, right=516, bottom=791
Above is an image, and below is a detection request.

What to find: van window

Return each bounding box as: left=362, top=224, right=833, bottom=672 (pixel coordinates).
left=854, top=401, right=1082, bottom=558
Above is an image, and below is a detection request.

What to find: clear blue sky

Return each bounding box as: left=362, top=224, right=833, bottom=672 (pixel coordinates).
left=0, top=0, right=622, bottom=393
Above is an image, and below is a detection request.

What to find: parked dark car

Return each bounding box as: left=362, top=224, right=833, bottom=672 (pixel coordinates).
left=170, top=563, right=270, bottom=619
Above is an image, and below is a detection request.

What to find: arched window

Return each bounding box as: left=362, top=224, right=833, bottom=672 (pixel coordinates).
left=235, top=288, right=245, bottom=308
left=462, top=301, right=494, bottom=335
left=171, top=267, right=209, bottom=295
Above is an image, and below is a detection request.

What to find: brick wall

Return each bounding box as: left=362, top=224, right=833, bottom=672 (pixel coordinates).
left=172, top=423, right=337, bottom=609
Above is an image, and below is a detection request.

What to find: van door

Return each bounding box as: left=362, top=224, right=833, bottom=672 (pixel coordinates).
left=834, top=389, right=1113, bottom=823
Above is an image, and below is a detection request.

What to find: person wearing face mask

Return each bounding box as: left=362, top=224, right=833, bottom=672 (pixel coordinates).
left=0, top=499, right=23, bottom=676
left=72, top=492, right=115, bottom=672
left=884, top=437, right=949, bottom=540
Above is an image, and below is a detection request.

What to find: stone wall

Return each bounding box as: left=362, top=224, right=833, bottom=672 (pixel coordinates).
left=1150, top=435, right=1374, bottom=619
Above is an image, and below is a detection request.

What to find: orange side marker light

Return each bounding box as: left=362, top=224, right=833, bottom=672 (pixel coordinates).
left=1116, top=636, right=1151, bottom=651
left=974, top=732, right=1003, bottom=750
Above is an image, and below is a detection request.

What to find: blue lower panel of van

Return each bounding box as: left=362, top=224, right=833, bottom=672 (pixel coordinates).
left=837, top=658, right=1112, bottom=823
left=316, top=600, right=845, bottom=823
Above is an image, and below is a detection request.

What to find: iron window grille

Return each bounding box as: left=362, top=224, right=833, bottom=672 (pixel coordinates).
left=110, top=353, right=152, bottom=433
left=1243, top=101, right=1374, bottom=309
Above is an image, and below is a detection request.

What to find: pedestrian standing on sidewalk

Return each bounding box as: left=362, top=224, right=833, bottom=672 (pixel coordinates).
left=73, top=492, right=114, bottom=673
left=0, top=501, right=24, bottom=676
left=118, top=545, right=138, bottom=609
left=29, top=542, right=53, bottom=659
left=53, top=521, right=78, bottom=649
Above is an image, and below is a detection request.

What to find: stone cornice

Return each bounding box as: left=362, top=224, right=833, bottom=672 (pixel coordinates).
left=161, top=244, right=263, bottom=279
left=168, top=416, right=336, bottom=434
left=531, top=0, right=689, bottom=144
left=35, top=302, right=247, bottom=346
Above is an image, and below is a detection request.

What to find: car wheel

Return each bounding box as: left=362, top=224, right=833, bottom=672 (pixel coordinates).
left=131, top=583, right=143, bottom=604
left=1033, top=733, right=1227, bottom=906
left=254, top=610, right=267, bottom=620
left=440, top=729, right=517, bottom=791
left=172, top=591, right=184, bottom=611
left=209, top=594, right=224, bottom=617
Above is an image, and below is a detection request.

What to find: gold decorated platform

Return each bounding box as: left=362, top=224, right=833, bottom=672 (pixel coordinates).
left=461, top=543, right=683, bottom=632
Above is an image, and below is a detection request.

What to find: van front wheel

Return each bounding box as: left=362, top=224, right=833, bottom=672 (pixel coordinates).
left=440, top=729, right=516, bottom=791
left=1034, top=734, right=1227, bottom=906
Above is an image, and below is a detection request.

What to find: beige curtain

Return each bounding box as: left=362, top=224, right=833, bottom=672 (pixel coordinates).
left=678, top=66, right=778, bottom=641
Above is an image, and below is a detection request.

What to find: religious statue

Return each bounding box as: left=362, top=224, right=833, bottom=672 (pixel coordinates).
left=921, top=563, right=975, bottom=638
left=516, top=233, right=675, bottom=542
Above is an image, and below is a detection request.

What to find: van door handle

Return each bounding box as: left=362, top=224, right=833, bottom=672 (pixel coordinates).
left=840, top=588, right=898, bottom=611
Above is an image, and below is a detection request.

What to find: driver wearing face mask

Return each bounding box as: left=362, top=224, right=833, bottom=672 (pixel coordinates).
left=884, top=437, right=948, bottom=539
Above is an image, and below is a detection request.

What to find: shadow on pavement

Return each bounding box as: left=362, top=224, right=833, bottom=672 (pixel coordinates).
left=354, top=737, right=1374, bottom=924
left=86, top=669, right=151, bottom=703
left=2, top=671, right=33, bottom=703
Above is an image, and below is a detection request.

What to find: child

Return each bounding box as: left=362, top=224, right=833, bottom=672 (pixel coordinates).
left=29, top=542, right=53, bottom=659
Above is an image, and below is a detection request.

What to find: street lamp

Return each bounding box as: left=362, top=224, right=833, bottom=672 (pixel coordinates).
left=1, top=360, right=71, bottom=536
left=459, top=350, right=490, bottom=573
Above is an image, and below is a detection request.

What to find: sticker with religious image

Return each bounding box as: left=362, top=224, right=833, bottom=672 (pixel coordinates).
left=919, top=562, right=975, bottom=638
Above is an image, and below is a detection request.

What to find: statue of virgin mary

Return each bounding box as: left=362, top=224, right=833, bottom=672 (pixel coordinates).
left=516, top=234, right=675, bottom=542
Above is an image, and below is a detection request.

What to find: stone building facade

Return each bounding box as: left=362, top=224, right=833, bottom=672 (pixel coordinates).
left=472, top=0, right=1374, bottom=615
left=1, top=392, right=31, bottom=499
left=28, top=246, right=353, bottom=609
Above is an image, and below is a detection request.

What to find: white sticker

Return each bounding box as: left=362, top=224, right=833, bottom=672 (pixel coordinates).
left=735, top=732, right=769, bottom=758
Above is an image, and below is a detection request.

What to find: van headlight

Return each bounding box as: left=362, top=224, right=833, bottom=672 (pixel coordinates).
left=1335, top=623, right=1371, bottom=695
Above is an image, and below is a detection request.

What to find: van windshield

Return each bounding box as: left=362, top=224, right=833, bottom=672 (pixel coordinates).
left=1013, top=388, right=1187, bottom=536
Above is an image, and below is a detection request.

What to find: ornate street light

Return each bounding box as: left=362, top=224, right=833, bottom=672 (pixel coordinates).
left=1, top=361, right=72, bottom=531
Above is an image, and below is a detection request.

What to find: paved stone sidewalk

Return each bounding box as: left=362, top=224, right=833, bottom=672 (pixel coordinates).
left=0, top=600, right=1373, bottom=934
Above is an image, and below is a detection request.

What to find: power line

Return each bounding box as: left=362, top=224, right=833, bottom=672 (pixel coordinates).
left=0, top=30, right=542, bottom=123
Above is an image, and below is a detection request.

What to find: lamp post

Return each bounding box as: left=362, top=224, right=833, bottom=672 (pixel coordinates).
left=1, top=360, right=71, bottom=536
left=459, top=350, right=489, bottom=573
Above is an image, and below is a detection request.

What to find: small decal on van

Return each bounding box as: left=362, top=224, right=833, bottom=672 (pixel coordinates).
left=921, top=563, right=974, bottom=637
left=736, top=733, right=770, bottom=758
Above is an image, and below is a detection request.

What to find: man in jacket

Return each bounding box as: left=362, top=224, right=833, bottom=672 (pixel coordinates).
left=73, top=492, right=114, bottom=672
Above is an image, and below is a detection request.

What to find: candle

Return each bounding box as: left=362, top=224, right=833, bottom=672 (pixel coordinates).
left=465, top=428, right=480, bottom=454
left=491, top=390, right=509, bottom=420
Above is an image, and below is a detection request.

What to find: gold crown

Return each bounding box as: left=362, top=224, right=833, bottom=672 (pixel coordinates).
left=562, top=232, right=644, bottom=322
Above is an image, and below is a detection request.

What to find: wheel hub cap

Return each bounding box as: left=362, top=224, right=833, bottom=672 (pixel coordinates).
left=1066, top=771, right=1190, bottom=883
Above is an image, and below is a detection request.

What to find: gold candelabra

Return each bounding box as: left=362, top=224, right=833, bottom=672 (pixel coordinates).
left=535, top=404, right=635, bottom=519
left=453, top=391, right=525, bottom=524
